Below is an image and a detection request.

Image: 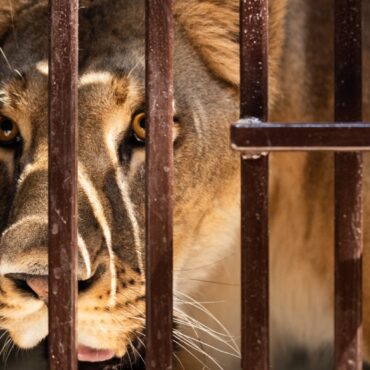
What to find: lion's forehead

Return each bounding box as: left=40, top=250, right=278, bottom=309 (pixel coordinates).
left=0, top=0, right=146, bottom=76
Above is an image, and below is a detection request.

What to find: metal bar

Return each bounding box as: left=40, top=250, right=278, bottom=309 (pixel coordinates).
left=334, top=0, right=363, bottom=369
left=145, top=0, right=174, bottom=369
left=48, top=0, right=79, bottom=369
left=240, top=1, right=269, bottom=369
left=231, top=121, right=370, bottom=151
left=241, top=154, right=269, bottom=370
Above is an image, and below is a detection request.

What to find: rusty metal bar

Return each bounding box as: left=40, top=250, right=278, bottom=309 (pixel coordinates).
left=240, top=1, right=269, bottom=369
left=231, top=121, right=370, bottom=151
left=334, top=0, right=363, bottom=369
left=48, top=0, right=79, bottom=369
left=145, top=0, right=174, bottom=369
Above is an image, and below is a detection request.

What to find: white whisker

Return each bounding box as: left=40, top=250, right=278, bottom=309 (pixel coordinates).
left=0, top=48, right=12, bottom=71
left=174, top=352, right=186, bottom=370
left=174, top=253, right=235, bottom=272
left=173, top=338, right=214, bottom=370
left=173, top=315, right=241, bottom=357
left=174, top=330, right=240, bottom=358
left=175, top=336, right=224, bottom=370
left=175, top=290, right=240, bottom=355
left=174, top=316, right=236, bottom=340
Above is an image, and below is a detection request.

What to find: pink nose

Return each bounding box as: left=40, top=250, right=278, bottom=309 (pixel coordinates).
left=26, top=277, right=49, bottom=303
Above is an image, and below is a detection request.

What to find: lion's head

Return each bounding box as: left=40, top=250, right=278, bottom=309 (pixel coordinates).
left=0, top=0, right=286, bottom=367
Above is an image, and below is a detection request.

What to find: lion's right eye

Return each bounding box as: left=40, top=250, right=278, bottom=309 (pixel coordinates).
left=131, top=112, right=146, bottom=142
left=0, top=117, right=20, bottom=145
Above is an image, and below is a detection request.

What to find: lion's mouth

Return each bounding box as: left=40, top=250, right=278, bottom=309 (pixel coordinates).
left=77, top=345, right=115, bottom=362
left=77, top=339, right=146, bottom=369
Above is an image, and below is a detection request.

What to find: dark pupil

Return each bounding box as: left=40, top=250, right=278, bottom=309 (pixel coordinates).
left=139, top=117, right=146, bottom=129
left=1, top=119, right=13, bottom=133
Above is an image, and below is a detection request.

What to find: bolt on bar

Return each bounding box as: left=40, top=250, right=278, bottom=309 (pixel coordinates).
left=145, top=0, right=174, bottom=369
left=48, top=0, right=79, bottom=369
left=334, top=0, right=363, bottom=369
left=240, top=1, right=269, bottom=370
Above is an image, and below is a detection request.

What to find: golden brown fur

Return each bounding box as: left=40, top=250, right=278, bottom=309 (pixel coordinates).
left=0, top=0, right=369, bottom=369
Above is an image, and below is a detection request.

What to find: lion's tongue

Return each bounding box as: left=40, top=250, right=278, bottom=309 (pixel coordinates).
left=77, top=345, right=115, bottom=362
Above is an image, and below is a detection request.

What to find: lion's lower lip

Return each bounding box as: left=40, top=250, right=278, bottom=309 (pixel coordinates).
left=77, top=345, right=115, bottom=362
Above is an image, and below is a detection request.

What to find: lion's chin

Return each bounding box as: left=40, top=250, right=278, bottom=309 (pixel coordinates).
left=8, top=318, right=48, bottom=349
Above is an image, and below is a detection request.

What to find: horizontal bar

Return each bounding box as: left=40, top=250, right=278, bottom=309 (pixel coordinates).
left=48, top=0, right=79, bottom=369
left=231, top=120, right=370, bottom=151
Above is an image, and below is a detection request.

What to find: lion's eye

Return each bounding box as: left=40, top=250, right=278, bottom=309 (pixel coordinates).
left=131, top=112, right=146, bottom=142
left=0, top=117, right=20, bottom=144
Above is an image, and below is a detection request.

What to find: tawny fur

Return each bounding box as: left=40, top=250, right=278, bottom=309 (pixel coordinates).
left=0, top=0, right=369, bottom=369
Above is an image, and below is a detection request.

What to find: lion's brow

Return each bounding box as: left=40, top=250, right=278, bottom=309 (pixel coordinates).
left=0, top=72, right=29, bottom=111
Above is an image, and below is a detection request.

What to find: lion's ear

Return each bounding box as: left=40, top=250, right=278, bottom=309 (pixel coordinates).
left=174, top=0, right=288, bottom=90
left=0, top=1, right=30, bottom=42
left=174, top=0, right=240, bottom=86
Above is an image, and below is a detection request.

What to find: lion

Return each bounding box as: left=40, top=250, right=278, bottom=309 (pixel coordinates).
left=0, top=0, right=369, bottom=369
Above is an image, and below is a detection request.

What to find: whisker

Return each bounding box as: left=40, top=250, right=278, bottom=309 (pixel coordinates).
left=0, top=337, right=12, bottom=358
left=175, top=290, right=240, bottom=354
left=173, top=339, right=211, bottom=370
left=0, top=48, right=13, bottom=71
left=173, top=352, right=185, bottom=370
left=128, top=339, right=137, bottom=363
left=174, top=330, right=240, bottom=358
left=175, top=336, right=224, bottom=370
left=126, top=340, right=133, bottom=370
left=174, top=298, right=226, bottom=305
left=130, top=336, right=145, bottom=365
left=173, top=306, right=207, bottom=357
left=174, top=316, right=237, bottom=341
left=176, top=277, right=239, bottom=287
left=4, top=340, right=15, bottom=365
left=174, top=253, right=235, bottom=272
left=176, top=336, right=227, bottom=370
left=174, top=309, right=240, bottom=341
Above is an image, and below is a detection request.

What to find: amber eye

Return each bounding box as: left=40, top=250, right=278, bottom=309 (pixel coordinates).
left=132, top=112, right=146, bottom=141
left=0, top=117, right=19, bottom=144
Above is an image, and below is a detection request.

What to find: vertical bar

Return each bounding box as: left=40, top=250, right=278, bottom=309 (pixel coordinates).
left=240, top=1, right=269, bottom=370
left=241, top=155, right=269, bottom=370
left=48, top=0, right=79, bottom=369
left=335, top=0, right=363, bottom=369
left=145, top=0, right=174, bottom=369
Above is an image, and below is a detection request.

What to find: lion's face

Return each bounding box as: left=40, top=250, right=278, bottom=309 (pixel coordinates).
left=0, top=0, right=244, bottom=364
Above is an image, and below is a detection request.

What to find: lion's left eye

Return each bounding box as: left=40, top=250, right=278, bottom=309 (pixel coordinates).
left=0, top=117, right=20, bottom=145
left=129, top=112, right=179, bottom=147
left=131, top=112, right=146, bottom=142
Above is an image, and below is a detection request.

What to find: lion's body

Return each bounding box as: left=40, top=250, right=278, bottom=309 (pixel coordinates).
left=269, top=0, right=370, bottom=366
left=0, top=0, right=369, bottom=369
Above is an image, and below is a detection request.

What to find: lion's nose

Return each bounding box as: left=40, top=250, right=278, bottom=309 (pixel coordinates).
left=6, top=274, right=49, bottom=303
left=26, top=277, right=49, bottom=302
left=5, top=266, right=103, bottom=303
